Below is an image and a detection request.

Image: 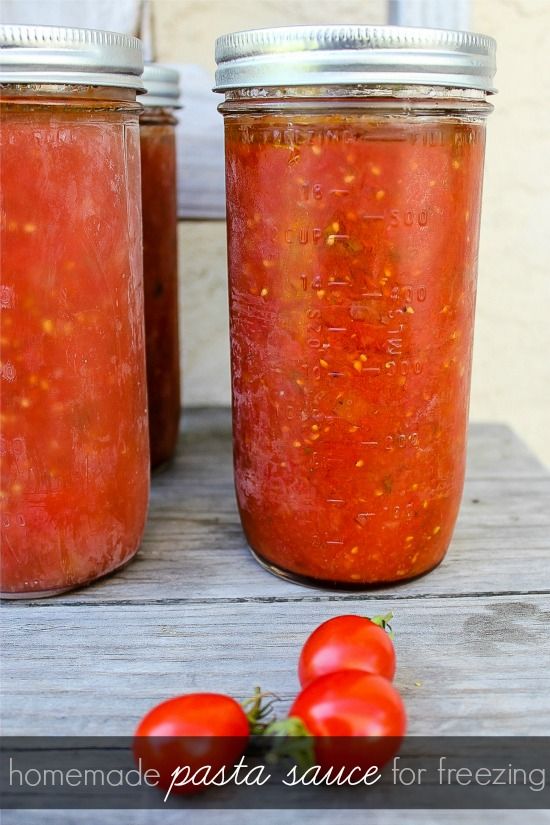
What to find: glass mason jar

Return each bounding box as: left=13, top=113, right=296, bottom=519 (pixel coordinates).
left=140, top=64, right=181, bottom=469
left=0, top=25, right=150, bottom=597
left=215, top=26, right=497, bottom=588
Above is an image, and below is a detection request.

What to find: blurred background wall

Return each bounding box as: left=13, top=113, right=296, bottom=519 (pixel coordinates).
left=2, top=0, right=549, bottom=464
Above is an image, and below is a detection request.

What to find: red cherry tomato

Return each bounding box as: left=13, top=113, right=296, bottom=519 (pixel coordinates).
left=290, top=670, right=406, bottom=772
left=134, top=693, right=249, bottom=793
left=298, top=614, right=396, bottom=687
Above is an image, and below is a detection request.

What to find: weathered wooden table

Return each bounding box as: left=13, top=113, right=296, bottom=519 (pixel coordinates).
left=3, top=408, right=550, bottom=825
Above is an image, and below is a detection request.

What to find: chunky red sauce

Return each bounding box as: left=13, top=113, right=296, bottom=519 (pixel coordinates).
left=0, top=100, right=149, bottom=596
left=224, top=111, right=486, bottom=586
left=140, top=111, right=181, bottom=468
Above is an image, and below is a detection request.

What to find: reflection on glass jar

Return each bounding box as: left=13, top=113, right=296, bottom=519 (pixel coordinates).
left=0, top=25, right=150, bottom=597
left=216, top=25, right=496, bottom=587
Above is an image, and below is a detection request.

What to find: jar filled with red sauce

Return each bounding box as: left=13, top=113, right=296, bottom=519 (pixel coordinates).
left=140, top=64, right=181, bottom=469
left=216, top=26, right=496, bottom=587
left=0, top=25, right=150, bottom=597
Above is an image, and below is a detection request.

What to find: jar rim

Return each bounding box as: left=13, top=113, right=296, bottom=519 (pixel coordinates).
left=214, top=24, right=497, bottom=95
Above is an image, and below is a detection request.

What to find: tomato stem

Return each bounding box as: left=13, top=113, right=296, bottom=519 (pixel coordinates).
left=369, top=611, right=395, bottom=639
left=241, top=686, right=279, bottom=735
left=263, top=717, right=315, bottom=772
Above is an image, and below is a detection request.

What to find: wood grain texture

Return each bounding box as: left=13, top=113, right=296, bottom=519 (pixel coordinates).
left=5, top=812, right=550, bottom=825
left=4, top=594, right=550, bottom=736
left=4, top=812, right=550, bottom=825
left=2, top=409, right=549, bottom=824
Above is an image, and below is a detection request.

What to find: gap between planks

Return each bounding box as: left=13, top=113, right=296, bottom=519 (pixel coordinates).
left=6, top=588, right=550, bottom=609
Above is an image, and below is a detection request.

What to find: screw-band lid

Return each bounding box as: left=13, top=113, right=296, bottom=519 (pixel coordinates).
left=214, top=25, right=497, bottom=94
left=0, top=24, right=144, bottom=91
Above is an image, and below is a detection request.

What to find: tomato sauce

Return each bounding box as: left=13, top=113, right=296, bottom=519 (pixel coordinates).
left=0, top=98, right=149, bottom=596
left=224, top=112, right=486, bottom=585
left=140, top=110, right=181, bottom=468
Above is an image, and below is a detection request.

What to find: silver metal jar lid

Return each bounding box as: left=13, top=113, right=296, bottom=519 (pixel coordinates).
left=142, top=63, right=181, bottom=107
left=214, top=25, right=497, bottom=94
left=0, top=24, right=144, bottom=91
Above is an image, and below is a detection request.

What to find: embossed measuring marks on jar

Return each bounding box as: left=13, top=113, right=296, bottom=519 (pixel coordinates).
left=0, top=436, right=28, bottom=539
left=256, top=125, right=448, bottom=553
left=0, top=282, right=28, bottom=539
left=223, top=108, right=488, bottom=583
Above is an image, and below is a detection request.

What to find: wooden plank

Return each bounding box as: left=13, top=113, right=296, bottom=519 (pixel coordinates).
left=3, top=594, right=549, bottom=736
left=464, top=421, right=548, bottom=479
left=5, top=810, right=549, bottom=825
left=7, top=411, right=547, bottom=604
left=17, top=512, right=548, bottom=604
left=4, top=811, right=549, bottom=825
